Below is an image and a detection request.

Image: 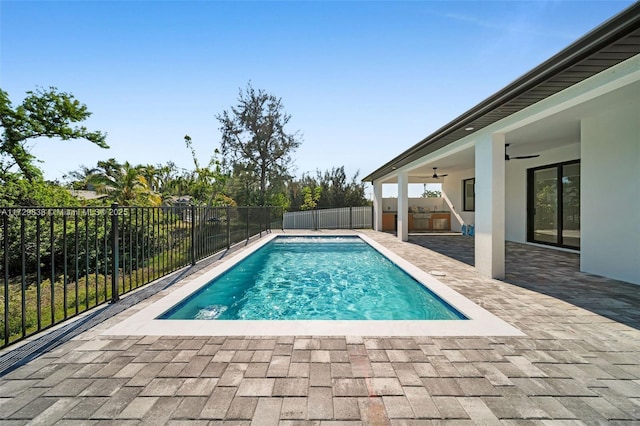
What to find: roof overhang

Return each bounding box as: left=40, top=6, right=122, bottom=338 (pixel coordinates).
left=363, top=2, right=640, bottom=183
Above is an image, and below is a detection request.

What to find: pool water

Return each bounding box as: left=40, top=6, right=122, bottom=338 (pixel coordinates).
left=160, top=236, right=466, bottom=321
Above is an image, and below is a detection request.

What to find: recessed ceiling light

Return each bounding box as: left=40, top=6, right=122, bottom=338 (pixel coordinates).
left=465, top=126, right=474, bottom=131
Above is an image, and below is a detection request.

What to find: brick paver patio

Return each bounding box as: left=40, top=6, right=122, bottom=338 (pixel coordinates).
left=1, top=230, right=639, bottom=424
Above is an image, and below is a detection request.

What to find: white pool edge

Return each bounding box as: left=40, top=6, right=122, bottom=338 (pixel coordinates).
left=103, top=232, right=524, bottom=337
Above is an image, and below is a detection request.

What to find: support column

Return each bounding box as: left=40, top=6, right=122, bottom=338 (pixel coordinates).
left=372, top=181, right=383, bottom=231
left=397, top=171, right=409, bottom=242
left=474, top=133, right=505, bottom=278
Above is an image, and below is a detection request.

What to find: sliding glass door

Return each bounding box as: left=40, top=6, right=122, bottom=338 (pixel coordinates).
left=527, top=160, right=580, bottom=249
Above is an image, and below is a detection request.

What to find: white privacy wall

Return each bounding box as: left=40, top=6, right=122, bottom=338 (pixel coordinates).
left=581, top=97, right=640, bottom=285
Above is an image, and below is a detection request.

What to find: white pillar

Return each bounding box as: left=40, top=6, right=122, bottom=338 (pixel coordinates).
left=397, top=171, right=409, bottom=241
left=372, top=181, right=383, bottom=231
left=474, top=133, right=505, bottom=278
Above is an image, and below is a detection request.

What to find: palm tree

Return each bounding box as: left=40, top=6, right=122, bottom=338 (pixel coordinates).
left=63, top=165, right=99, bottom=190
left=89, top=159, right=161, bottom=206
left=141, top=164, right=161, bottom=193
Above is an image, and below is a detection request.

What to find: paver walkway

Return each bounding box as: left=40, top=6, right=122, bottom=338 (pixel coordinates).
left=1, top=230, right=639, bottom=425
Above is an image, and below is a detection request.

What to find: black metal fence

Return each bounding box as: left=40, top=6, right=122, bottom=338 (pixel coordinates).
left=0, top=205, right=282, bottom=348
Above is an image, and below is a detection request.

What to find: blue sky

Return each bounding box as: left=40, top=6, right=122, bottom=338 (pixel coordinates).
left=1, top=0, right=635, bottom=198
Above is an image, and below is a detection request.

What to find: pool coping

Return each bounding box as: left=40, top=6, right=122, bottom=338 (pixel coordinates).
left=103, top=232, right=524, bottom=337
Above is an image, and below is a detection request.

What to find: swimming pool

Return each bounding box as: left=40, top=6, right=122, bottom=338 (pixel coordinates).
left=159, top=236, right=466, bottom=321
left=104, top=232, right=524, bottom=336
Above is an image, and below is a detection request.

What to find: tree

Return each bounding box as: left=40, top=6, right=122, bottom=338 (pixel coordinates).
left=183, top=135, right=230, bottom=206
left=155, top=162, right=181, bottom=196
left=288, top=166, right=369, bottom=210
left=62, top=164, right=99, bottom=190
left=88, top=159, right=160, bottom=206
left=316, top=166, right=368, bottom=208
left=301, top=186, right=322, bottom=210
left=216, top=83, right=301, bottom=206
left=141, top=163, right=162, bottom=193
left=0, top=174, right=80, bottom=207
left=421, top=186, right=442, bottom=198
left=301, top=185, right=322, bottom=230
left=0, top=87, right=108, bottom=181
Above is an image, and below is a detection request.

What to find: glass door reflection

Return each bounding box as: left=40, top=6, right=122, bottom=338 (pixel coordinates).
left=532, top=167, right=558, bottom=244
left=528, top=160, right=580, bottom=249
left=562, top=163, right=580, bottom=249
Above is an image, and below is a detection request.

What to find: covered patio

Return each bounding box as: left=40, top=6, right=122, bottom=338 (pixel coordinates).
left=366, top=4, right=640, bottom=285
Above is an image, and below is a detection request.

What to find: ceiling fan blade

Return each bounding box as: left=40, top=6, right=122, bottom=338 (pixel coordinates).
left=512, top=154, right=540, bottom=159
left=505, top=144, right=539, bottom=160
left=440, top=174, right=448, bottom=177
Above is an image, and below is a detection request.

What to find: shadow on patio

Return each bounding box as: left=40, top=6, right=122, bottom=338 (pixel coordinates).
left=408, top=234, right=640, bottom=331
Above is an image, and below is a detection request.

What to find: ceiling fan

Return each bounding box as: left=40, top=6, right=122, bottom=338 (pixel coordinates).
left=432, top=167, right=448, bottom=179
left=505, top=143, right=540, bottom=161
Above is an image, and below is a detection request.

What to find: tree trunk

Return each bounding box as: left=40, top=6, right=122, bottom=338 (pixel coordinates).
left=260, top=165, right=267, bottom=206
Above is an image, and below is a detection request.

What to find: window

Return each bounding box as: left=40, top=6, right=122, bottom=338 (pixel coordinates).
left=463, top=178, right=475, bottom=211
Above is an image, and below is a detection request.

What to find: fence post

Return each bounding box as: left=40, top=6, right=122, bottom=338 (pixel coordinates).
left=3, top=213, right=9, bottom=347
left=371, top=205, right=374, bottom=229
left=259, top=207, right=263, bottom=238
left=267, top=207, right=271, bottom=233
left=246, top=208, right=249, bottom=240
left=190, top=204, right=196, bottom=266
left=110, top=203, right=120, bottom=303
left=226, top=206, right=231, bottom=249
left=349, top=207, right=353, bottom=229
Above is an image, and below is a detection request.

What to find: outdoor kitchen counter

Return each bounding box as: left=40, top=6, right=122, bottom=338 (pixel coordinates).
left=382, top=211, right=450, bottom=231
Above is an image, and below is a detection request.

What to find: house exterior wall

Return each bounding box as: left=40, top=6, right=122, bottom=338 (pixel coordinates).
left=581, top=96, right=640, bottom=285
left=441, top=168, right=475, bottom=232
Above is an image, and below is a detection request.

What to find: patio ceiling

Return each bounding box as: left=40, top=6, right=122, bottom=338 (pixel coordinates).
left=364, top=2, right=640, bottom=184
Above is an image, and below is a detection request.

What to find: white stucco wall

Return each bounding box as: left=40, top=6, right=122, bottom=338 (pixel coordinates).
left=441, top=168, right=475, bottom=232
left=581, top=97, right=640, bottom=285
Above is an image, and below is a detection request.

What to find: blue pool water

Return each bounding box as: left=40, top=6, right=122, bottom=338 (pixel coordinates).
left=160, top=236, right=466, bottom=321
